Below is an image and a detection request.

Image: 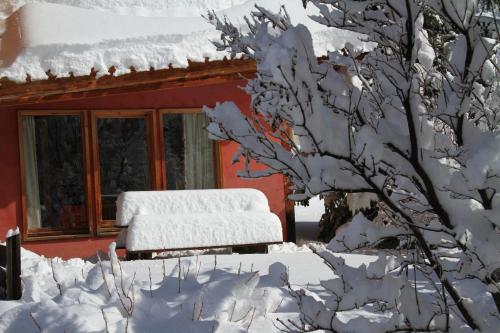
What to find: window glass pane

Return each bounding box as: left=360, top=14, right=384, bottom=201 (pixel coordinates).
left=98, top=117, right=150, bottom=221
left=163, top=113, right=215, bottom=190
left=22, top=115, right=87, bottom=231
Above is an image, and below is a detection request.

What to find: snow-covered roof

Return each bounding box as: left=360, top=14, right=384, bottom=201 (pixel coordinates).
left=0, top=0, right=367, bottom=83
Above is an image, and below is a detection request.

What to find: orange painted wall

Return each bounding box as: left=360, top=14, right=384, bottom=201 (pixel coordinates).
left=0, top=80, right=287, bottom=259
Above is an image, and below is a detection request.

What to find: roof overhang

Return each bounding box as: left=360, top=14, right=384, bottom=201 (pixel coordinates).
left=0, top=58, right=256, bottom=106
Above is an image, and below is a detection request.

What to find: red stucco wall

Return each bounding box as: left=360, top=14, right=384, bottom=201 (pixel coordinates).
left=0, top=80, right=287, bottom=259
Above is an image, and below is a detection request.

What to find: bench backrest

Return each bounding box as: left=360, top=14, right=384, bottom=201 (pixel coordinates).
left=116, top=188, right=271, bottom=227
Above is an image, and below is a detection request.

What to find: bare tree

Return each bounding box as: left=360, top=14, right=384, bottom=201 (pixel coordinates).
left=204, top=0, right=500, bottom=331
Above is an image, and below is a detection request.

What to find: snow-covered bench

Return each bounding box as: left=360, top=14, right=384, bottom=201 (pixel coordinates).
left=115, top=189, right=283, bottom=258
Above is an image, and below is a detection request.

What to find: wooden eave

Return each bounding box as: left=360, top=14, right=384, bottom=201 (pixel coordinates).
left=0, top=58, right=256, bottom=106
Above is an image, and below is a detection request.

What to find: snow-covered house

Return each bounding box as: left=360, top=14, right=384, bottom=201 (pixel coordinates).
left=0, top=0, right=359, bottom=258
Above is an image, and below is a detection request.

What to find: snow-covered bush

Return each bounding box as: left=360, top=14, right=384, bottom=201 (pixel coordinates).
left=204, top=0, right=500, bottom=330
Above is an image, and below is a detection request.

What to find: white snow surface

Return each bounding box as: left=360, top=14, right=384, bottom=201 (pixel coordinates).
left=0, top=0, right=368, bottom=82
left=0, top=242, right=343, bottom=333
left=0, top=241, right=496, bottom=332
left=328, top=213, right=405, bottom=252
left=127, top=212, right=283, bottom=251
left=116, top=188, right=271, bottom=227
left=294, top=195, right=324, bottom=223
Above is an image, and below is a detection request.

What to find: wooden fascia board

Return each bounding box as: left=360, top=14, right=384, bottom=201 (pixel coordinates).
left=0, top=59, right=256, bottom=106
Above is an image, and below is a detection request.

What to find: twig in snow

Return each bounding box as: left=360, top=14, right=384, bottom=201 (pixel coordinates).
left=246, top=307, right=257, bottom=331
left=230, top=300, right=237, bottom=321
left=245, top=271, right=259, bottom=285
left=273, top=297, right=285, bottom=313
left=238, top=262, right=242, bottom=275
left=194, top=255, right=200, bottom=279
left=192, top=300, right=204, bottom=321
left=148, top=266, right=153, bottom=297
left=29, top=311, right=42, bottom=332
left=162, top=257, right=166, bottom=278
left=101, top=308, right=110, bottom=333
left=214, top=255, right=217, bottom=271
left=233, top=305, right=254, bottom=323
left=274, top=317, right=296, bottom=332
left=178, top=257, right=181, bottom=294
left=195, top=260, right=202, bottom=280
left=184, top=260, right=192, bottom=279
left=50, top=259, right=62, bottom=296
left=286, top=318, right=305, bottom=331
left=96, top=252, right=112, bottom=297
left=110, top=257, right=136, bottom=317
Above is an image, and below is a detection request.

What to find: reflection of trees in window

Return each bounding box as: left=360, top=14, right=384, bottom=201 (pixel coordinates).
left=164, top=114, right=185, bottom=190
left=24, top=115, right=86, bottom=229
left=98, top=118, right=150, bottom=220
left=163, top=113, right=215, bottom=190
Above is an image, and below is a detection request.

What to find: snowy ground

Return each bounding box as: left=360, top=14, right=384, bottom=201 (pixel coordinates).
left=0, top=242, right=376, bottom=333
left=294, top=196, right=324, bottom=245
left=0, top=198, right=330, bottom=332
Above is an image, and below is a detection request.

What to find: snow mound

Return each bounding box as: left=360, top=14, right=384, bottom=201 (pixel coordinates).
left=0, top=244, right=337, bottom=333
left=116, top=188, right=271, bottom=227
left=126, top=212, right=283, bottom=251
left=268, top=242, right=312, bottom=253
left=327, top=213, right=405, bottom=252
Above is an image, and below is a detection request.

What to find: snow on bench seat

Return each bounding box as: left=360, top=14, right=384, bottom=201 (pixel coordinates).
left=116, top=189, right=283, bottom=253
left=116, top=188, right=271, bottom=227
left=126, top=212, right=282, bottom=252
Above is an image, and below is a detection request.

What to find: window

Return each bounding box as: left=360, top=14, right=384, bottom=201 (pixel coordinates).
left=91, top=110, right=158, bottom=232
left=20, top=112, right=90, bottom=238
left=162, top=111, right=216, bottom=190
left=19, top=109, right=218, bottom=240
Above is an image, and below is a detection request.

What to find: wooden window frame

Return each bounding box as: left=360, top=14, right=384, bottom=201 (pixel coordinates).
left=158, top=108, right=222, bottom=190
left=18, top=108, right=222, bottom=240
left=18, top=110, right=93, bottom=241
left=91, top=109, right=160, bottom=235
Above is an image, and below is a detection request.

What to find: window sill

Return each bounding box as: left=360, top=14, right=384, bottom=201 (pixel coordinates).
left=24, top=232, right=92, bottom=242
left=97, top=227, right=120, bottom=237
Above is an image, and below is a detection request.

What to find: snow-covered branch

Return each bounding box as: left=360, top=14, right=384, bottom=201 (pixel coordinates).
left=204, top=0, right=500, bottom=330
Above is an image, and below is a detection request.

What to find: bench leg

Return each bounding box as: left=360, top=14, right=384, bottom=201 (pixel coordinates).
left=126, top=251, right=153, bottom=260
left=126, top=251, right=139, bottom=261
left=139, top=252, right=153, bottom=260
left=232, top=245, right=268, bottom=254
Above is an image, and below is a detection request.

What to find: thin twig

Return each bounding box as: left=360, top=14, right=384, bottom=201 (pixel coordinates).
left=178, top=257, right=182, bottom=294
left=29, top=311, right=42, bottom=332
left=247, top=307, right=257, bottom=331
left=148, top=266, right=153, bottom=297
left=96, top=252, right=111, bottom=297
left=101, top=308, right=110, bottom=333
left=50, top=259, right=62, bottom=296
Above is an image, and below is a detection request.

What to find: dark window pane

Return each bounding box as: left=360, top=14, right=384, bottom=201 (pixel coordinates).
left=98, top=117, right=150, bottom=221
left=23, top=115, right=87, bottom=230
left=163, top=114, right=186, bottom=190
left=163, top=113, right=215, bottom=190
